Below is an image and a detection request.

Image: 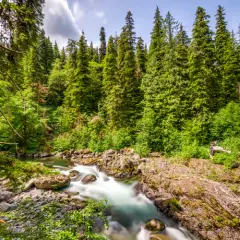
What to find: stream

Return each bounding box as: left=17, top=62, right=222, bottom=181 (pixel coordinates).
left=33, top=158, right=197, bottom=240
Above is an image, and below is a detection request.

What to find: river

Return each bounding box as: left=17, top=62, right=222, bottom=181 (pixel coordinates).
left=32, top=158, right=197, bottom=240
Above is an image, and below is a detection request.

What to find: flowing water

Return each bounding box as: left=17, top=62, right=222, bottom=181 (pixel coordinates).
left=58, top=164, right=197, bottom=240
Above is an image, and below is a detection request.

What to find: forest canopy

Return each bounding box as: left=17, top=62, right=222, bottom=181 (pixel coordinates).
left=1, top=2, right=240, bottom=167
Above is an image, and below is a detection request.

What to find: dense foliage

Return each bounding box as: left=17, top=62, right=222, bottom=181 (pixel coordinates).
left=0, top=198, right=109, bottom=240
left=1, top=3, right=240, bottom=167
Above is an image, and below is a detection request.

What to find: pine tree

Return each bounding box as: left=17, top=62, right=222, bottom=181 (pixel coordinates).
left=102, top=36, right=118, bottom=123
left=215, top=5, right=239, bottom=106
left=165, top=11, right=179, bottom=48
left=88, top=42, right=95, bottom=61
left=53, top=41, right=60, bottom=60
left=99, top=27, right=107, bottom=62
left=114, top=11, right=140, bottom=128
left=60, top=47, right=66, bottom=69
left=188, top=7, right=216, bottom=115
left=65, top=32, right=95, bottom=113
left=136, top=37, right=147, bottom=78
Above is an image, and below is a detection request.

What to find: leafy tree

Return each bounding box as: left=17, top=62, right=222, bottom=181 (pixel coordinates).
left=99, top=27, right=107, bottom=62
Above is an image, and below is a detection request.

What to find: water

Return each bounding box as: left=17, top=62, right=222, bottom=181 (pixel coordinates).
left=60, top=165, right=197, bottom=240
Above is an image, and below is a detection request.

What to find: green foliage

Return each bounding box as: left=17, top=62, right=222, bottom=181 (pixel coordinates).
left=211, top=102, right=240, bottom=140
left=0, top=155, right=57, bottom=189
left=0, top=198, right=109, bottom=240
left=213, top=152, right=238, bottom=169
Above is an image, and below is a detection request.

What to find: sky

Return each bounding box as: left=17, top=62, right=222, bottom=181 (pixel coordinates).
left=43, top=0, right=240, bottom=48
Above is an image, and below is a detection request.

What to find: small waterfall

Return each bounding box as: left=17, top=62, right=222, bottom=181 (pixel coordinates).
left=62, top=165, right=197, bottom=240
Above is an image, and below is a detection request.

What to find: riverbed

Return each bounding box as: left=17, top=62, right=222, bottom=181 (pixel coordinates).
left=31, top=157, right=197, bottom=240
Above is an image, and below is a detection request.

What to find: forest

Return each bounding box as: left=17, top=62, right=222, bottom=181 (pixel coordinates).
left=1, top=1, right=240, bottom=168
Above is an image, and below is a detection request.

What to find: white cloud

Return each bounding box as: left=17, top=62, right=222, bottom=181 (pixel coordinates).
left=73, top=1, right=85, bottom=20
left=95, top=11, right=105, bottom=18
left=43, top=0, right=80, bottom=48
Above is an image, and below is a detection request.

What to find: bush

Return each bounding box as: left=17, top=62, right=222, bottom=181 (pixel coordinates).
left=211, top=102, right=240, bottom=140
left=173, top=142, right=209, bottom=160
left=213, top=152, right=238, bottom=169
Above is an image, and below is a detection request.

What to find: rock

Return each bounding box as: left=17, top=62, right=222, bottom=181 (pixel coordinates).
left=40, top=153, right=52, bottom=158
left=69, top=170, right=81, bottom=181
left=34, top=175, right=70, bottom=190
left=23, top=179, right=35, bottom=191
left=145, top=219, right=165, bottom=232
left=63, top=190, right=79, bottom=196
left=81, top=174, right=97, bottom=184
left=231, top=162, right=239, bottom=169
left=0, top=202, right=11, bottom=212
left=149, top=152, right=163, bottom=157
left=0, top=190, right=14, bottom=202
left=150, top=234, right=171, bottom=240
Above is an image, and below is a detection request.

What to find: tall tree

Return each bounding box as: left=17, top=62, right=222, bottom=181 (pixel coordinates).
left=99, top=27, right=107, bottom=62
left=53, top=41, right=60, bottom=60
left=215, top=5, right=239, bottom=106
left=102, top=36, right=118, bottom=123
left=88, top=42, right=95, bottom=61
left=64, top=32, right=94, bottom=114
left=136, top=37, right=147, bottom=78
left=60, top=47, right=66, bottom=69
left=188, top=7, right=216, bottom=115
left=114, top=11, right=140, bottom=127
left=165, top=11, right=179, bottom=48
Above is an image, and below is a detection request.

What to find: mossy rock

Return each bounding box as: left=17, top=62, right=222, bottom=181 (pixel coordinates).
left=145, top=219, right=165, bottom=232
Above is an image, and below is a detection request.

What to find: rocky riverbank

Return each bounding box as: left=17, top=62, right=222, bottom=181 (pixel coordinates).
left=67, top=148, right=240, bottom=240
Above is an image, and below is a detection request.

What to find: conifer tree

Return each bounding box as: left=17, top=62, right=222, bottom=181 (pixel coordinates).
left=53, top=41, right=60, bottom=60
left=60, top=47, right=66, bottom=69
left=102, top=36, right=118, bottom=123
left=114, top=11, right=140, bottom=127
left=215, top=6, right=239, bottom=106
left=65, top=32, right=95, bottom=113
left=188, top=7, right=216, bottom=115
left=136, top=37, right=147, bottom=78
left=88, top=42, right=95, bottom=61
left=99, top=27, right=107, bottom=62
left=165, top=11, right=179, bottom=47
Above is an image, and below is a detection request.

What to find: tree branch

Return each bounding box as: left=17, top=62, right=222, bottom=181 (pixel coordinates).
left=0, top=43, right=22, bottom=54
left=0, top=109, right=23, bottom=139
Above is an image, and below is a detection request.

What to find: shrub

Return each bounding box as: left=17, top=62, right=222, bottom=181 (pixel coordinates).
left=211, top=102, right=240, bottom=140
left=213, top=152, right=238, bottom=169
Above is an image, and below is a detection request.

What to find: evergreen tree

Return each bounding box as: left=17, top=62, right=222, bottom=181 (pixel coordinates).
left=215, top=6, right=239, bottom=106
left=165, top=11, right=179, bottom=47
left=102, top=36, right=118, bottom=123
left=53, top=41, right=60, bottom=60
left=60, top=47, right=66, bottom=69
left=64, top=32, right=95, bottom=114
left=136, top=37, right=147, bottom=78
left=88, top=42, right=95, bottom=61
left=115, top=11, right=140, bottom=127
left=188, top=7, right=216, bottom=115
left=99, top=27, right=107, bottom=62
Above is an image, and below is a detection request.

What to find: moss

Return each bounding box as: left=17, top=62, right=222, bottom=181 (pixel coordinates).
left=165, top=198, right=183, bottom=212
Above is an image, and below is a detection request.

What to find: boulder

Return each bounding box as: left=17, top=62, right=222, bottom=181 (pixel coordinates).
left=81, top=174, right=97, bottom=184
left=145, top=219, right=165, bottom=232
left=0, top=202, right=11, bottom=212
left=23, top=179, right=35, bottom=191
left=34, top=175, right=70, bottom=190
left=69, top=170, right=81, bottom=181
left=0, top=190, right=14, bottom=202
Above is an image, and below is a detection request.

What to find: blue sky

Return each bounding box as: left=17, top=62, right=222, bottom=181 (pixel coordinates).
left=43, top=0, right=240, bottom=48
